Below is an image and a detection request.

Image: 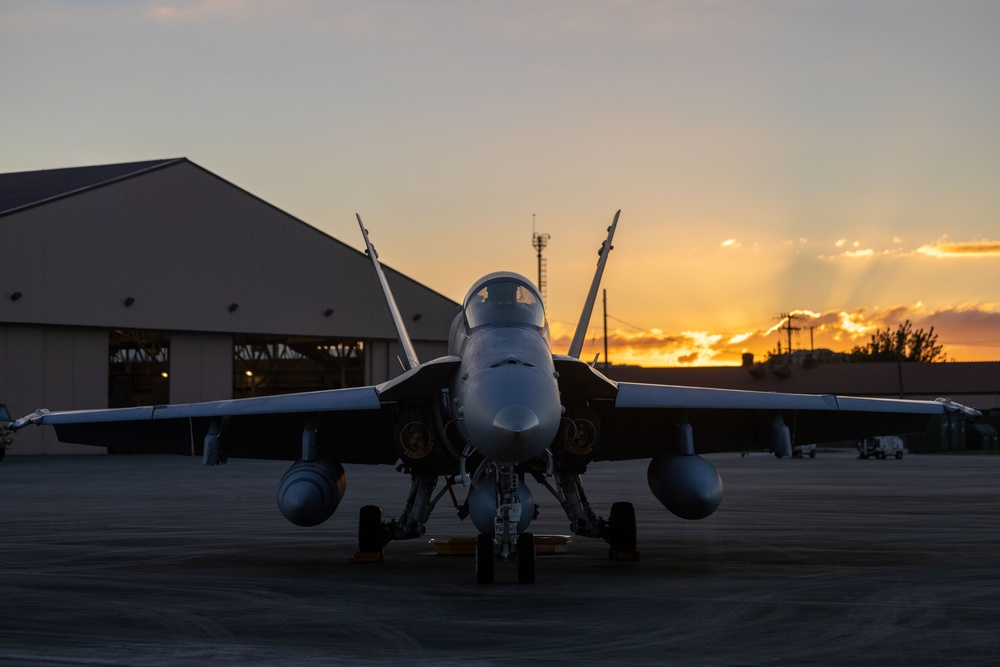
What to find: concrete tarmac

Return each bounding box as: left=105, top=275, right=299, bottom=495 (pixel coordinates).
left=0, top=451, right=998, bottom=666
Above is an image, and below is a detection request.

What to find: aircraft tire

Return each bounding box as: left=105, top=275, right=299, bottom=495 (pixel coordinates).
left=476, top=533, right=494, bottom=585
left=517, top=532, right=536, bottom=584
left=358, top=505, right=384, bottom=559
left=608, top=501, right=637, bottom=558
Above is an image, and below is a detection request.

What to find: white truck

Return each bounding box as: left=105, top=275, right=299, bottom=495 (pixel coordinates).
left=791, top=444, right=817, bottom=458
left=857, top=435, right=905, bottom=460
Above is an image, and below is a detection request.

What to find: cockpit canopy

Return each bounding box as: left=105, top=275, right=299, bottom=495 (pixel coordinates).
left=464, top=272, right=546, bottom=329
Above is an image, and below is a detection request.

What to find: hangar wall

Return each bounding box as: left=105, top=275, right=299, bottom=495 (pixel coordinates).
left=2, top=326, right=456, bottom=455
left=2, top=326, right=242, bottom=454
left=169, top=332, right=233, bottom=404
left=1, top=159, right=457, bottom=455
left=1, top=324, right=107, bottom=455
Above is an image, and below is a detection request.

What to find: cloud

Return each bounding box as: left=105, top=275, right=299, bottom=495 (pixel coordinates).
left=145, top=0, right=255, bottom=23
left=819, top=237, right=882, bottom=260
left=549, top=322, right=731, bottom=367
left=834, top=310, right=879, bottom=337
left=712, top=235, right=999, bottom=263
left=921, top=305, right=1000, bottom=347
left=819, top=246, right=906, bottom=261
left=819, top=236, right=1000, bottom=260
left=841, top=248, right=874, bottom=258
left=917, top=240, right=1000, bottom=258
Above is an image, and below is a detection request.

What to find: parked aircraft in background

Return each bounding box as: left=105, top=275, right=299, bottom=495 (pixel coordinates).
left=9, top=211, right=979, bottom=584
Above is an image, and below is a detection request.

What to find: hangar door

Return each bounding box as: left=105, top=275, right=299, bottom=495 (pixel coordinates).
left=233, top=335, right=364, bottom=398
left=109, top=330, right=170, bottom=408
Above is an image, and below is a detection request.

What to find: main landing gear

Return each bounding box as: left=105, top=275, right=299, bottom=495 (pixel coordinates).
left=606, top=501, right=638, bottom=561
left=536, top=471, right=640, bottom=561
left=353, top=471, right=451, bottom=563
left=356, top=505, right=385, bottom=562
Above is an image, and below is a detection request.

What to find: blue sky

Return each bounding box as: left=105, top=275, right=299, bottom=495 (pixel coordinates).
left=3, top=1, right=999, bottom=365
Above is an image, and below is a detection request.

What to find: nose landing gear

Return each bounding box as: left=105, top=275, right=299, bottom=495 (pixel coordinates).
left=475, top=533, right=494, bottom=584
left=472, top=462, right=538, bottom=584
left=475, top=531, right=536, bottom=585
left=516, top=532, right=536, bottom=584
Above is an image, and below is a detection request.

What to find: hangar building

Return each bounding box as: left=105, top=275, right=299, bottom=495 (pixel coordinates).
left=0, top=159, right=458, bottom=455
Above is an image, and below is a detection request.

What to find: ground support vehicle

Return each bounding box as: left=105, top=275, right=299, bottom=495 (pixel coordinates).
left=858, top=435, right=905, bottom=460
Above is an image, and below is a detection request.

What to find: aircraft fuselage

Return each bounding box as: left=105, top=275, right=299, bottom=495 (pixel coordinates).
left=448, top=272, right=561, bottom=463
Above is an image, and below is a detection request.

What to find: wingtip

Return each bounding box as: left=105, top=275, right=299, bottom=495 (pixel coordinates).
left=935, top=397, right=982, bottom=418
left=9, top=408, right=50, bottom=431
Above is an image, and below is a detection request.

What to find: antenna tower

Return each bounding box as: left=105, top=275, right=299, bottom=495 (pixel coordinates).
left=531, top=213, right=550, bottom=301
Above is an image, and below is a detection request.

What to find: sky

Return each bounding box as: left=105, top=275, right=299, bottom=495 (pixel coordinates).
left=2, top=0, right=999, bottom=367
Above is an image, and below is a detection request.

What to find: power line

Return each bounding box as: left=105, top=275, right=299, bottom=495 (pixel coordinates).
left=605, top=314, right=666, bottom=338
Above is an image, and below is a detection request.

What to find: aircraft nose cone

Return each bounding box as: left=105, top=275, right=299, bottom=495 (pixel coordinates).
left=492, top=404, right=540, bottom=450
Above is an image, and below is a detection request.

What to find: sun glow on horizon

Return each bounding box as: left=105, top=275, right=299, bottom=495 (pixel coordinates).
left=551, top=302, right=1000, bottom=368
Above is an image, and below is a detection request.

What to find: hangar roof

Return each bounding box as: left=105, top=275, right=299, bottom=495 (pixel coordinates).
left=1, top=158, right=458, bottom=342
left=0, top=159, right=183, bottom=216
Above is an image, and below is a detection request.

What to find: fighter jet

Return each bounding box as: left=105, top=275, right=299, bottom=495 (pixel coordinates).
left=9, top=211, right=979, bottom=584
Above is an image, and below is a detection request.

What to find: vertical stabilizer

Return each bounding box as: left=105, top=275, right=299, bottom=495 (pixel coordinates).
left=356, top=214, right=420, bottom=371
left=568, top=210, right=620, bottom=359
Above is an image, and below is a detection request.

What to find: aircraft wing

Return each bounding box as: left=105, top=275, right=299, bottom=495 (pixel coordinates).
left=551, top=361, right=978, bottom=461
left=9, top=360, right=460, bottom=463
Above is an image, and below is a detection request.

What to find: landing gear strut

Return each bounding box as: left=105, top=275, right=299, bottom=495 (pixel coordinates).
left=354, top=472, right=455, bottom=562
left=536, top=470, right=640, bottom=560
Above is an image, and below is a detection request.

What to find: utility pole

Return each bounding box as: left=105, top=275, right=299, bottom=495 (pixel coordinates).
left=779, top=312, right=801, bottom=356
left=531, top=213, right=550, bottom=302
left=603, top=288, right=608, bottom=371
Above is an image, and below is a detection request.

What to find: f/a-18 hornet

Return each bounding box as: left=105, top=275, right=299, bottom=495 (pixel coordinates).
left=10, top=211, right=979, bottom=584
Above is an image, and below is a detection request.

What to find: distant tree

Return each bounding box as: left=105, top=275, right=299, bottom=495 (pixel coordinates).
left=849, top=320, right=945, bottom=362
